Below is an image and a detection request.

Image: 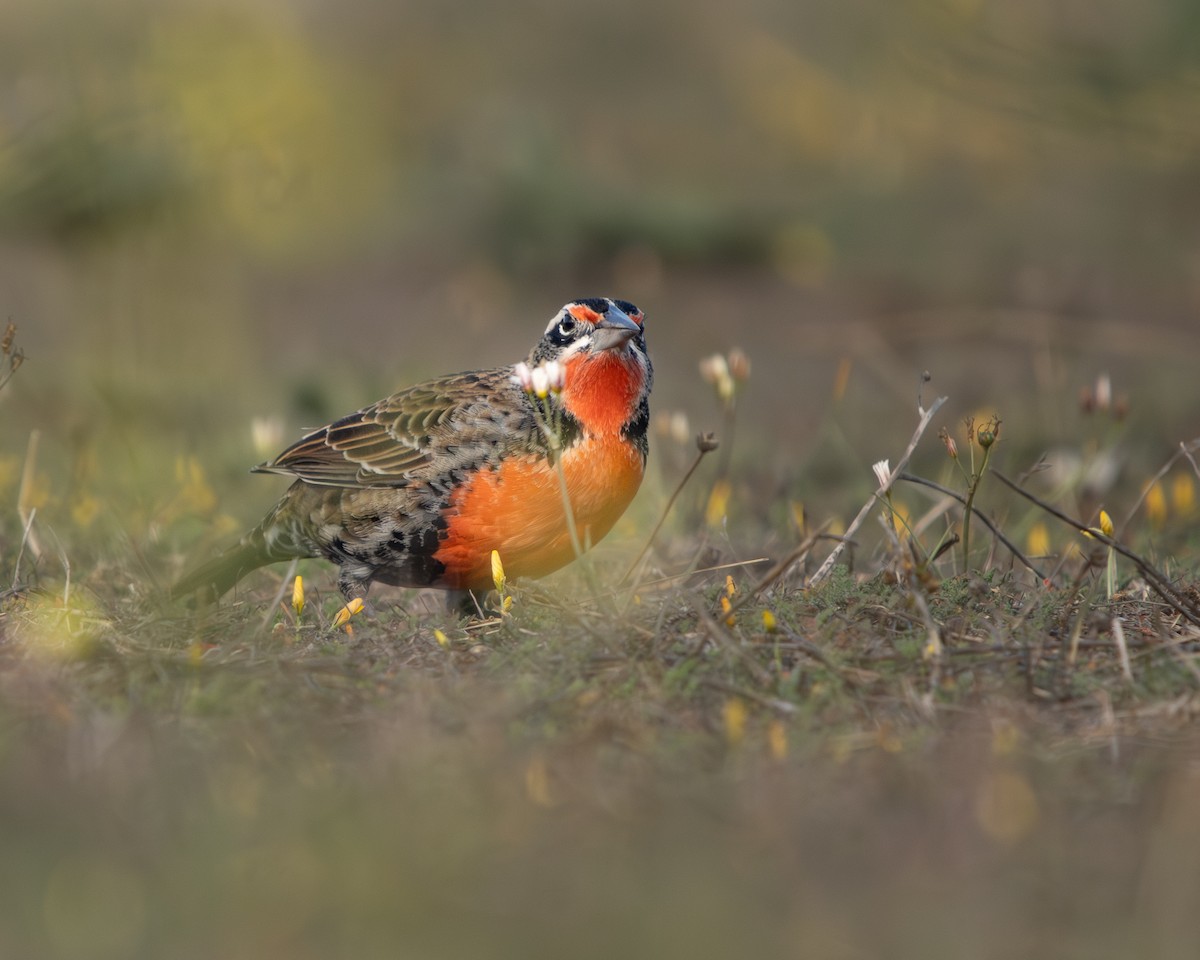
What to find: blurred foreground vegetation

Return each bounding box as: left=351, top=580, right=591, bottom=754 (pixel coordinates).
left=3, top=0, right=1200, bottom=957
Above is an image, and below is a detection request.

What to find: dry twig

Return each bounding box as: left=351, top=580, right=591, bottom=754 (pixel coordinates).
left=810, top=395, right=947, bottom=586
left=994, top=470, right=1200, bottom=629
left=898, top=472, right=1045, bottom=579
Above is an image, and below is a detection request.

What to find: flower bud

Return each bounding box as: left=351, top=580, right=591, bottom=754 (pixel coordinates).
left=491, top=549, right=507, bottom=595
left=727, top=348, right=751, bottom=382
left=511, top=362, right=533, bottom=392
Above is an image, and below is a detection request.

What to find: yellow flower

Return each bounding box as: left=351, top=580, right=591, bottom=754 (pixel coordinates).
left=18, top=470, right=52, bottom=515
left=789, top=501, right=805, bottom=532
left=433, top=629, right=449, bottom=648
left=1145, top=482, right=1167, bottom=529
left=174, top=455, right=217, bottom=516
left=291, top=575, right=305, bottom=617
left=975, top=772, right=1039, bottom=844
left=720, top=595, right=735, bottom=627
left=877, top=726, right=903, bottom=753
left=1026, top=522, right=1051, bottom=558
left=722, top=697, right=747, bottom=746
left=1098, top=510, right=1114, bottom=538
left=766, top=720, right=788, bottom=761
left=71, top=493, right=101, bottom=529
left=524, top=753, right=555, bottom=807
left=725, top=575, right=736, bottom=598
left=491, top=550, right=507, bottom=595
left=332, top=597, right=364, bottom=629
left=705, top=480, right=732, bottom=527
left=1172, top=473, right=1195, bottom=516
left=761, top=610, right=778, bottom=633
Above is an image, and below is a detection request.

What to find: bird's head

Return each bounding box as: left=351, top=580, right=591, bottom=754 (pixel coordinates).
left=525, top=298, right=652, bottom=436
left=531, top=298, right=646, bottom=361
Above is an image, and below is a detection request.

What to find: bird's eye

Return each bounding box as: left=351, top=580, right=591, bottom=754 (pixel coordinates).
left=557, top=317, right=577, bottom=337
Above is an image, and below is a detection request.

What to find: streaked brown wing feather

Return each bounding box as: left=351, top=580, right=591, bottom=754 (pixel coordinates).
left=254, top=368, right=513, bottom=488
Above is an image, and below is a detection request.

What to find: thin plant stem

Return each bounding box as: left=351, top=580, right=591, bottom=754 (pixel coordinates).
left=725, top=527, right=828, bottom=616
left=811, top=395, right=947, bottom=586
left=1117, top=437, right=1200, bottom=534
left=994, top=469, right=1200, bottom=628
left=534, top=391, right=599, bottom=599
left=897, top=472, right=1044, bottom=579
left=621, top=439, right=716, bottom=584
left=960, top=443, right=993, bottom=570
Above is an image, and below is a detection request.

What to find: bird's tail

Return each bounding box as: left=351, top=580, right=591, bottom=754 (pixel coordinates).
left=171, top=530, right=275, bottom=602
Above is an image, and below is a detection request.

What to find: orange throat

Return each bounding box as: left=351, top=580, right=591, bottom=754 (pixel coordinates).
left=561, top=351, right=646, bottom=437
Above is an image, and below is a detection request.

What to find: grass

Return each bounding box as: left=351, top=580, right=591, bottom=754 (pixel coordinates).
left=4, top=324, right=1200, bottom=959
left=7, top=0, right=1200, bottom=949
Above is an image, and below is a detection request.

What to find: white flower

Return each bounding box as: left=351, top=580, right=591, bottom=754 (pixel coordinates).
left=699, top=354, right=729, bottom=385
left=511, top=362, right=533, bottom=392
left=872, top=459, right=891, bottom=490
left=699, top=354, right=736, bottom=401
left=514, top=360, right=563, bottom=398
left=543, top=360, right=564, bottom=394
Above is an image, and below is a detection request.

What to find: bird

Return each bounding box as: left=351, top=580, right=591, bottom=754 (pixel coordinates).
left=172, top=298, right=652, bottom=612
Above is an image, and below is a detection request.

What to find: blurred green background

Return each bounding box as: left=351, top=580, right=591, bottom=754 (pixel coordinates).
left=5, top=0, right=1200, bottom=513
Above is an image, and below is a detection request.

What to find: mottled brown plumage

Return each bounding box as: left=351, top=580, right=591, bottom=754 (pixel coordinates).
left=173, top=299, right=652, bottom=607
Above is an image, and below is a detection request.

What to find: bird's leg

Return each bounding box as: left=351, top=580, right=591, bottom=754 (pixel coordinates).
left=337, top=571, right=380, bottom=620
left=337, top=571, right=369, bottom=601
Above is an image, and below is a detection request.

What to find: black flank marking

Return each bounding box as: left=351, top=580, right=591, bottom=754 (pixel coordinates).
left=555, top=410, right=583, bottom=452
left=622, top=398, right=651, bottom=463
left=390, top=530, right=407, bottom=551
left=420, top=527, right=441, bottom=554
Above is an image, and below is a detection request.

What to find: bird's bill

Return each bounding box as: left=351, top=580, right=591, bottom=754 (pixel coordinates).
left=589, top=308, right=641, bottom=353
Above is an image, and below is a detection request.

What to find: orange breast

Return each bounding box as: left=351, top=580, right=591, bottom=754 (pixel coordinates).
left=434, top=434, right=643, bottom=590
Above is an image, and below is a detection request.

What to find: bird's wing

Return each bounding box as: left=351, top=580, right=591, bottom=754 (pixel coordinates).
left=254, top=368, right=517, bottom=488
